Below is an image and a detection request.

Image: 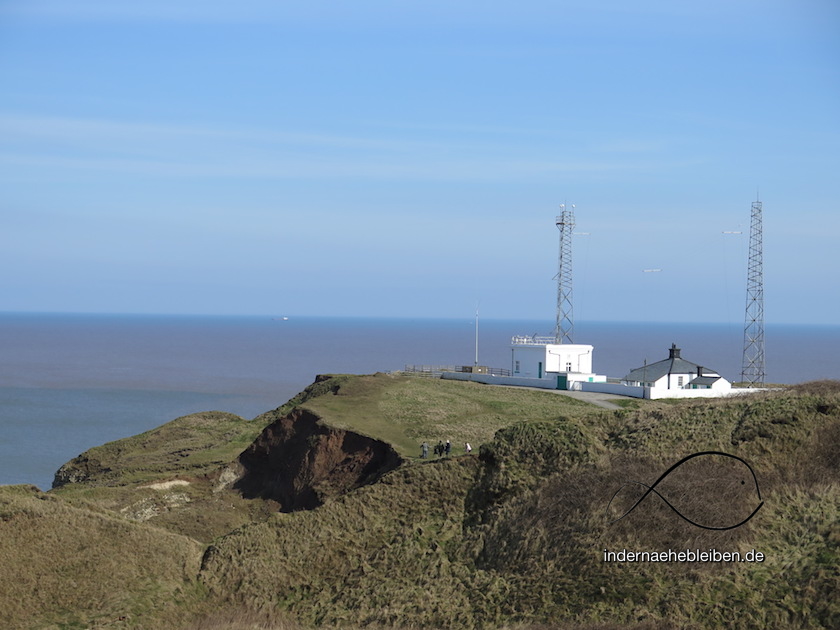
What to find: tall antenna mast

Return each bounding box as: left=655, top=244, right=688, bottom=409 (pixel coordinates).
left=741, top=198, right=765, bottom=385
left=555, top=204, right=575, bottom=344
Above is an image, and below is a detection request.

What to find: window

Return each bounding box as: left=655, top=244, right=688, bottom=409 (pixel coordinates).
left=514, top=360, right=520, bottom=374
left=677, top=376, right=684, bottom=387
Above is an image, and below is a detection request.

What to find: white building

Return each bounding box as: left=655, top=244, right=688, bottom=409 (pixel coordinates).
left=621, top=344, right=731, bottom=393
left=510, top=335, right=605, bottom=388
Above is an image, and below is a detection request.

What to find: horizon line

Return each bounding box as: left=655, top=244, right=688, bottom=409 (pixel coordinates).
left=0, top=310, right=834, bottom=328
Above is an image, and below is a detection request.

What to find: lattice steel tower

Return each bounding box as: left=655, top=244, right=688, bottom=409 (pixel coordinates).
left=554, top=204, right=575, bottom=344
left=741, top=199, right=765, bottom=385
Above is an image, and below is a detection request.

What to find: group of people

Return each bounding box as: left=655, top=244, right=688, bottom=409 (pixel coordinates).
left=420, top=440, right=472, bottom=459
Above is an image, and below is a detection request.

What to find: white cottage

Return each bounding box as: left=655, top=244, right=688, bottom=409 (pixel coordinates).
left=622, top=344, right=731, bottom=392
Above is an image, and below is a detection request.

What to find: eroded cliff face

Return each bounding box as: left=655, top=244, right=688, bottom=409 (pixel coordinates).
left=234, top=407, right=402, bottom=511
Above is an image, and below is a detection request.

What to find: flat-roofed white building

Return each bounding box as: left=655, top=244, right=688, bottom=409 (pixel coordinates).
left=510, top=335, right=605, bottom=388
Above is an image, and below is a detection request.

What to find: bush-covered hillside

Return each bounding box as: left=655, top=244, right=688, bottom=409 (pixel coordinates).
left=1, top=375, right=837, bottom=629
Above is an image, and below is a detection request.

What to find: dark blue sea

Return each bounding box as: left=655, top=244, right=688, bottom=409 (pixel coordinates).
left=1, top=313, right=838, bottom=491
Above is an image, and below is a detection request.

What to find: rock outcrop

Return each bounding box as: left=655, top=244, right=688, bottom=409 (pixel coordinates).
left=53, top=454, right=111, bottom=488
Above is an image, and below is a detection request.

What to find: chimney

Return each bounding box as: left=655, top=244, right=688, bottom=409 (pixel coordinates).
left=697, top=366, right=703, bottom=377
left=669, top=344, right=681, bottom=359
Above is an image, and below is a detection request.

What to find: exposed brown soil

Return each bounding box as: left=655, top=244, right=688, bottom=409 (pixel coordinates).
left=234, top=407, right=402, bottom=511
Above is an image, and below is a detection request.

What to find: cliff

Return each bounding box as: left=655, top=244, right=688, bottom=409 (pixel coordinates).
left=48, top=375, right=407, bottom=535
left=235, top=406, right=402, bottom=511
left=1, top=376, right=837, bottom=630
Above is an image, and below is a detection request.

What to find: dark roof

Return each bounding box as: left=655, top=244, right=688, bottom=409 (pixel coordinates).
left=622, top=344, right=718, bottom=383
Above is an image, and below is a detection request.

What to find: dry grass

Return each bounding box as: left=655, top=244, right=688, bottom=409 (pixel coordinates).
left=200, top=456, right=484, bottom=628
left=196, top=381, right=840, bottom=628
left=0, top=485, right=205, bottom=630
left=4, top=377, right=837, bottom=629
left=182, top=608, right=305, bottom=630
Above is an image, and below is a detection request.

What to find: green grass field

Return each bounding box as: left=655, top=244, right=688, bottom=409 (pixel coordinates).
left=300, top=373, right=597, bottom=457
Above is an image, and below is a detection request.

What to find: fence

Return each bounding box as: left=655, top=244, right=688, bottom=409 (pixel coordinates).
left=402, top=365, right=512, bottom=377
left=511, top=335, right=556, bottom=346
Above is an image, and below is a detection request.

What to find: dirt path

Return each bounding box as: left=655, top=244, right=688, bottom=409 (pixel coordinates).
left=491, top=383, right=629, bottom=410
left=547, top=390, right=627, bottom=410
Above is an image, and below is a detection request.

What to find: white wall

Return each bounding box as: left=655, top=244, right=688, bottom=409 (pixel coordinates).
left=574, top=381, right=646, bottom=397
left=442, top=371, right=561, bottom=389
left=444, top=373, right=769, bottom=400
left=647, top=385, right=733, bottom=399
left=625, top=373, right=730, bottom=391
left=545, top=344, right=594, bottom=373
left=579, top=380, right=745, bottom=399
left=512, top=343, right=594, bottom=378
left=511, top=345, right=551, bottom=379
left=567, top=373, right=607, bottom=384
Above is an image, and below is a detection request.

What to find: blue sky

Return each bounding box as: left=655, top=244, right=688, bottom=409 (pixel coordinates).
left=1, top=1, right=838, bottom=324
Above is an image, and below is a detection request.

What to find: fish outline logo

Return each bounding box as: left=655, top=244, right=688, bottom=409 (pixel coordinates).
left=606, top=451, right=764, bottom=531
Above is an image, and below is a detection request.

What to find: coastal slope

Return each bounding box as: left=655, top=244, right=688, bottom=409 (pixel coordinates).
left=1, top=375, right=837, bottom=629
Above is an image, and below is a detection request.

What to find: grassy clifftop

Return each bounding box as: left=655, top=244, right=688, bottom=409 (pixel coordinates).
left=1, top=376, right=838, bottom=629
left=296, top=372, right=596, bottom=456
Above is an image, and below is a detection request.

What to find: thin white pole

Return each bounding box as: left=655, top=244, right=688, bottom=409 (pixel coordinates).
left=474, top=306, right=479, bottom=367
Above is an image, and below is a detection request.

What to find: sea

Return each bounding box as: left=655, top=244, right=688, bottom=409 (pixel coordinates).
left=1, top=313, right=838, bottom=491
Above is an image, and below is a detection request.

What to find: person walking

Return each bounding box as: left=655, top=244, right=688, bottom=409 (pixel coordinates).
left=421, top=442, right=429, bottom=459
left=445, top=440, right=451, bottom=456
left=465, top=442, right=472, bottom=454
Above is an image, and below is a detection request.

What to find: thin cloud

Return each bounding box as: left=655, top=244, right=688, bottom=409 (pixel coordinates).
left=1, top=113, right=679, bottom=182
left=0, top=114, right=415, bottom=151
left=0, top=151, right=681, bottom=182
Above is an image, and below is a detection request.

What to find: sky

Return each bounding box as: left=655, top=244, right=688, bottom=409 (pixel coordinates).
left=1, top=0, right=838, bottom=324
